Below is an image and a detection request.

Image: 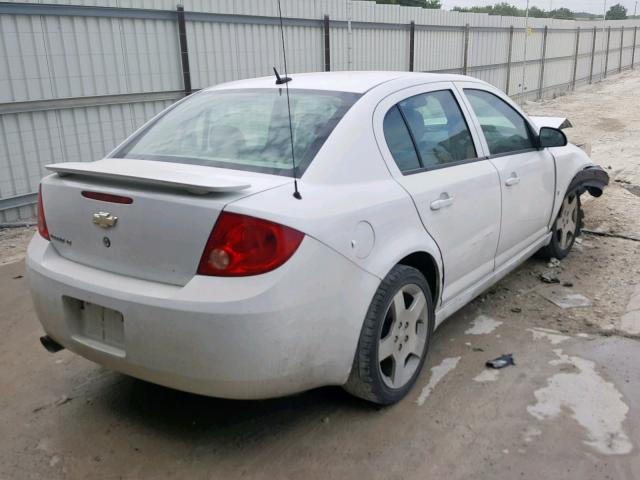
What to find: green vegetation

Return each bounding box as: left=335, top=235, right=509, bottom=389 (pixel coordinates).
left=451, top=2, right=575, bottom=19
left=367, top=1, right=630, bottom=21
left=606, top=3, right=628, bottom=20
left=367, top=0, right=442, bottom=8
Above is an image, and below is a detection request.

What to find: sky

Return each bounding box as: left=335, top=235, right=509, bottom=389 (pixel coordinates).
left=440, top=0, right=639, bottom=15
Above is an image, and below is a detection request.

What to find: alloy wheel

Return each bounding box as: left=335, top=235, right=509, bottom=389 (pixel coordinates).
left=378, top=284, right=428, bottom=389
left=556, top=192, right=578, bottom=250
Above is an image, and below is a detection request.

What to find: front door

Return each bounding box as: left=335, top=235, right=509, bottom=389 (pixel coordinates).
left=458, top=86, right=555, bottom=268
left=374, top=83, right=501, bottom=304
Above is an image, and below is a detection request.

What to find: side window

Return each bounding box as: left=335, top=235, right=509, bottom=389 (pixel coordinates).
left=464, top=89, right=535, bottom=156
left=398, top=90, right=477, bottom=168
left=383, top=106, right=421, bottom=172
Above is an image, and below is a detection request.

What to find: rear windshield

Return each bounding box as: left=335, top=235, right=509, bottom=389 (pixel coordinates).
left=114, top=88, right=360, bottom=177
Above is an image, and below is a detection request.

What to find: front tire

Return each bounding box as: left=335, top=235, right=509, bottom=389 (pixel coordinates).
left=540, top=190, right=583, bottom=259
left=344, top=265, right=434, bottom=405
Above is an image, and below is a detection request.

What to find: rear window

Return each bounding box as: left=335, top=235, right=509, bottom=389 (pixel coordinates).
left=114, top=89, right=360, bottom=177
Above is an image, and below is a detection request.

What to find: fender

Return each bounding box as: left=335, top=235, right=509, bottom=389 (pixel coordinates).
left=567, top=165, right=610, bottom=198
left=548, top=144, right=609, bottom=227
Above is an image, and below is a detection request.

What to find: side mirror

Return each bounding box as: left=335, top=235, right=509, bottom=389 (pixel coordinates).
left=538, top=127, right=567, bottom=148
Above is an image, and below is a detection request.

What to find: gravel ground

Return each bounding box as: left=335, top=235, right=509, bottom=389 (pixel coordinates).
left=1, top=71, right=639, bottom=480
left=0, top=226, right=35, bottom=266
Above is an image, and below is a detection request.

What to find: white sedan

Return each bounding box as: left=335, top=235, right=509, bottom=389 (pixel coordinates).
left=28, top=72, right=608, bottom=405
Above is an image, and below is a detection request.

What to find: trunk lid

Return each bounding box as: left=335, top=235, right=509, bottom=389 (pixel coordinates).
left=41, top=159, right=289, bottom=286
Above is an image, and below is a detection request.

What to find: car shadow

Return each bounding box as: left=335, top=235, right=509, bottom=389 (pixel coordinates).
left=87, top=371, right=378, bottom=445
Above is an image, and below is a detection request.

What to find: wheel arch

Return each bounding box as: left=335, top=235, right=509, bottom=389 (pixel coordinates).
left=567, top=165, right=610, bottom=198
left=397, top=251, right=441, bottom=307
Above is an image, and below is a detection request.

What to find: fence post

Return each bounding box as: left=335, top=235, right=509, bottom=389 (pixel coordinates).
left=409, top=21, right=415, bottom=72
left=323, top=15, right=331, bottom=72
left=176, top=5, right=191, bottom=96
left=589, top=26, right=597, bottom=84
left=619, top=26, right=624, bottom=73
left=538, top=26, right=548, bottom=100
left=505, top=25, right=514, bottom=95
left=571, top=27, right=580, bottom=90
left=633, top=26, right=638, bottom=69
left=604, top=26, right=611, bottom=78
left=463, top=24, right=470, bottom=75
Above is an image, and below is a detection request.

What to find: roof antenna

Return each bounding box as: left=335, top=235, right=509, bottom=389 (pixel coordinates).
left=274, top=0, right=301, bottom=200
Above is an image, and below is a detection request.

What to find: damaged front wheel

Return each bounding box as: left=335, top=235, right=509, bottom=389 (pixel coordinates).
left=540, top=190, right=583, bottom=259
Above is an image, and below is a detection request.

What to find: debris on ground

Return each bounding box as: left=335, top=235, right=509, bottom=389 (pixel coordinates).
left=510, top=307, right=522, bottom=313
left=540, top=287, right=593, bottom=309
left=55, top=396, right=72, bottom=407
left=562, top=281, right=574, bottom=287
left=547, top=258, right=561, bottom=268
left=539, top=271, right=560, bottom=284
left=486, top=354, right=515, bottom=369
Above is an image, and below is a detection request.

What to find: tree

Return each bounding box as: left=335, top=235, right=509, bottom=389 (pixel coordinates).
left=528, top=6, right=546, bottom=18
left=452, top=3, right=524, bottom=17
left=606, top=3, right=628, bottom=20
left=369, top=0, right=441, bottom=7
left=451, top=3, right=576, bottom=19
left=549, top=7, right=574, bottom=19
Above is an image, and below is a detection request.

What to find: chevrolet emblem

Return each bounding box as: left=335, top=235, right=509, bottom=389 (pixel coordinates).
left=92, top=212, right=118, bottom=229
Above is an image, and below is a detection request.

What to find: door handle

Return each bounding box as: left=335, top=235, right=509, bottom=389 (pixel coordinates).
left=430, top=193, right=455, bottom=211
left=505, top=173, right=520, bottom=187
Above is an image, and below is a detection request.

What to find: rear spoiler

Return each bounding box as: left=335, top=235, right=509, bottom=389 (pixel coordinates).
left=46, top=159, right=251, bottom=195
left=530, top=116, right=573, bottom=130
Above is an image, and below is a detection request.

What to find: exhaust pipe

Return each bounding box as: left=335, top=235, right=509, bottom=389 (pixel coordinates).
left=40, top=335, right=64, bottom=353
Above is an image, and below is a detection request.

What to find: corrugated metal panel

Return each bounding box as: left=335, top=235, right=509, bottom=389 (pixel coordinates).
left=0, top=98, right=173, bottom=222
left=2, top=0, right=640, bottom=221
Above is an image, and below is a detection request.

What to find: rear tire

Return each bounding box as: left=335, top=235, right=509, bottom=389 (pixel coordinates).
left=344, top=265, right=434, bottom=405
left=539, top=190, right=583, bottom=260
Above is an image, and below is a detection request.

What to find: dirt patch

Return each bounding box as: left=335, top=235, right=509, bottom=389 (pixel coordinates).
left=0, top=226, right=35, bottom=266
left=523, top=70, right=640, bottom=187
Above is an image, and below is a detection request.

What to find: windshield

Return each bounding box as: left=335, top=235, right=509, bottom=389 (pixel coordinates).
left=115, top=89, right=361, bottom=177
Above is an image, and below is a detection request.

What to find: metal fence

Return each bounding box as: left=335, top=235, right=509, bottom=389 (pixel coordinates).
left=1, top=0, right=640, bottom=222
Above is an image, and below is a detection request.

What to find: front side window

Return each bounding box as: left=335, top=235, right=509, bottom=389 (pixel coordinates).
left=115, top=89, right=360, bottom=177
left=464, top=89, right=535, bottom=156
left=397, top=90, right=477, bottom=169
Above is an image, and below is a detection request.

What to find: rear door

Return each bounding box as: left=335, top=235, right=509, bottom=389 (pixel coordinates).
left=374, top=82, right=501, bottom=304
left=456, top=84, right=555, bottom=268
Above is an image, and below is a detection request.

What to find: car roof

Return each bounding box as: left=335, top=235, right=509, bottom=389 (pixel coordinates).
left=207, top=71, right=482, bottom=94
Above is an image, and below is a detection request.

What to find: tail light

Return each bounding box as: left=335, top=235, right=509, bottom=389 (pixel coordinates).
left=37, top=185, right=50, bottom=240
left=197, top=212, right=304, bottom=276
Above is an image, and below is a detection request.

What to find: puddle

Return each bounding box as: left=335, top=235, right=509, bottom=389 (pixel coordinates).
left=540, top=287, right=592, bottom=309
left=528, top=327, right=570, bottom=345
left=416, top=357, right=460, bottom=406
left=474, top=369, right=500, bottom=382
left=522, top=425, right=542, bottom=443
left=465, top=315, right=503, bottom=335
left=528, top=349, right=632, bottom=455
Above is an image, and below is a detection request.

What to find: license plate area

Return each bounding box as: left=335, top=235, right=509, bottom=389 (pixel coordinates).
left=64, top=297, right=125, bottom=357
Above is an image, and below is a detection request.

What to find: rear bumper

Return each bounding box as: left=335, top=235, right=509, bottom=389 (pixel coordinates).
left=26, top=235, right=379, bottom=399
